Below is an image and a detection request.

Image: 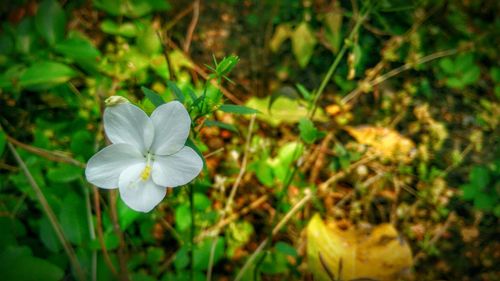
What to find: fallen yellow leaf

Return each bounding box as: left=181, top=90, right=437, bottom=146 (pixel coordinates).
left=345, top=126, right=416, bottom=163
left=307, top=214, right=413, bottom=281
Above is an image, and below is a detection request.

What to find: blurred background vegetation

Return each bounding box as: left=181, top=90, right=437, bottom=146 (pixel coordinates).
left=0, top=0, right=499, bottom=280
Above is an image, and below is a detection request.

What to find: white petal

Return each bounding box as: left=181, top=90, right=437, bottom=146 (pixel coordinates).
left=104, top=103, right=154, bottom=153
left=152, top=146, right=203, bottom=187
left=85, top=143, right=145, bottom=189
left=150, top=101, right=191, bottom=155
left=118, top=163, right=166, bottom=212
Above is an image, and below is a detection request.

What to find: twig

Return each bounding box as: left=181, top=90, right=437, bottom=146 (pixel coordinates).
left=183, top=0, right=200, bottom=53
left=82, top=180, right=97, bottom=281
left=93, top=186, right=117, bottom=276
left=308, top=7, right=371, bottom=119
left=206, top=115, right=256, bottom=281
left=341, top=48, right=459, bottom=104
left=414, top=212, right=456, bottom=263
left=109, top=191, right=129, bottom=281
left=7, top=142, right=86, bottom=281
left=197, top=194, right=268, bottom=242
left=6, top=135, right=86, bottom=168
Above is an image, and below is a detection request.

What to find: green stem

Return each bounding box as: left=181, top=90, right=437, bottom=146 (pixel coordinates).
left=190, top=184, right=195, bottom=281
left=308, top=8, right=370, bottom=119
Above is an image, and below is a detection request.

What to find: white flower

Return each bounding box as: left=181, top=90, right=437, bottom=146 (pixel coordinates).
left=85, top=99, right=203, bottom=212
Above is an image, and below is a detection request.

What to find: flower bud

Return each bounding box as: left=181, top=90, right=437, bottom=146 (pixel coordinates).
left=105, top=96, right=130, bottom=107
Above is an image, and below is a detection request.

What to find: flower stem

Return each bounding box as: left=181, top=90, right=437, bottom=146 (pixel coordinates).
left=190, top=184, right=196, bottom=281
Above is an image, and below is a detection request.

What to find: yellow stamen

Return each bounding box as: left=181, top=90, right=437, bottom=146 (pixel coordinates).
left=140, top=165, right=151, bottom=181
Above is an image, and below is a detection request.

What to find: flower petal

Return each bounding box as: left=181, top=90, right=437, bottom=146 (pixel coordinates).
left=150, top=101, right=191, bottom=155
left=85, top=143, right=145, bottom=189
left=152, top=146, right=203, bottom=187
left=104, top=103, right=154, bottom=153
left=118, top=163, right=167, bottom=212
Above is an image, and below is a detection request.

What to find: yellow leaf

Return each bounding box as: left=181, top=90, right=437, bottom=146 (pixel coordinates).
left=345, top=126, right=416, bottom=163
left=270, top=24, right=292, bottom=53
left=292, top=22, right=317, bottom=68
left=307, top=214, right=413, bottom=281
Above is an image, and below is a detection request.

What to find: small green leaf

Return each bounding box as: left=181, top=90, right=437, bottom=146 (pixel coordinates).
left=470, top=166, right=490, bottom=189
left=193, top=193, right=211, bottom=211
left=19, top=61, right=77, bottom=90
left=100, top=20, right=138, bottom=37
left=275, top=242, right=298, bottom=257
left=142, top=86, right=165, bottom=107
left=219, top=104, right=259, bottom=115
left=439, top=58, right=455, bottom=74
left=59, top=193, right=87, bottom=245
left=53, top=38, right=101, bottom=61
left=118, top=199, right=142, bottom=230
left=215, top=55, right=239, bottom=77
left=299, top=117, right=319, bottom=144
left=296, top=83, right=312, bottom=100
left=35, top=0, right=66, bottom=45
left=204, top=120, right=238, bottom=133
left=47, top=165, right=82, bottom=183
left=194, top=237, right=225, bottom=270
left=175, top=204, right=191, bottom=232
left=292, top=22, right=317, bottom=68
left=167, top=81, right=185, bottom=103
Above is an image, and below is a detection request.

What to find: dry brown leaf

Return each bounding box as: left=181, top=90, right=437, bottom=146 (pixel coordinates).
left=307, top=214, right=413, bottom=281
left=345, top=126, right=416, bottom=163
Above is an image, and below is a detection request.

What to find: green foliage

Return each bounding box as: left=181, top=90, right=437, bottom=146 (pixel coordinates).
left=461, top=163, right=500, bottom=216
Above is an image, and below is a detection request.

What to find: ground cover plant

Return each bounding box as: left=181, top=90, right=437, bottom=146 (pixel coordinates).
left=0, top=0, right=499, bottom=280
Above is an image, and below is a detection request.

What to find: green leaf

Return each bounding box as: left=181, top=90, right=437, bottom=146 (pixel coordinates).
left=473, top=192, right=495, bottom=211
left=299, top=117, right=319, bottom=144
left=219, top=104, right=259, bottom=115
left=439, top=58, right=455, bottom=74
left=204, top=120, right=239, bottom=133
left=470, top=166, right=490, bottom=189
left=19, top=61, right=77, bottom=90
left=47, top=164, right=82, bottom=183
left=94, top=0, right=170, bottom=18
left=39, top=217, right=61, bottom=252
left=137, top=25, right=162, bottom=55
left=215, top=55, right=239, bottom=77
left=35, top=0, right=66, bottom=45
left=0, top=246, right=64, bottom=281
left=245, top=96, right=328, bottom=126
left=59, top=193, right=88, bottom=245
left=462, top=66, right=480, bottom=85
left=53, top=38, right=101, bottom=61
left=167, top=81, right=185, bottom=103
left=194, top=193, right=211, bottom=211
left=490, top=67, right=500, bottom=83
left=275, top=242, right=298, bottom=257
left=296, top=83, right=312, bottom=100
left=100, top=20, right=138, bottom=37
left=175, top=204, right=191, bottom=232
left=291, top=22, right=317, bottom=68
left=118, top=199, right=142, bottom=230
left=194, top=237, right=225, bottom=270
left=142, top=86, right=165, bottom=107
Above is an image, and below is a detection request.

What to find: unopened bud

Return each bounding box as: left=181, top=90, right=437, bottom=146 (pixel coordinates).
left=105, top=96, right=129, bottom=106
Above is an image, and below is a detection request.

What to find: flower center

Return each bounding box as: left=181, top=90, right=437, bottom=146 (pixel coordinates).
left=140, top=152, right=154, bottom=181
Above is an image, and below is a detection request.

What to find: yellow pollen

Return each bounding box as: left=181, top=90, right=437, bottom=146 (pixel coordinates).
left=140, top=165, right=151, bottom=181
